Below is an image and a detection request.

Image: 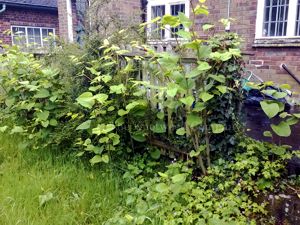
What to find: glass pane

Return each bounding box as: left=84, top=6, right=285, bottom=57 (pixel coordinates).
left=171, top=4, right=185, bottom=38
left=27, top=28, right=41, bottom=47
left=150, top=5, right=165, bottom=39
left=296, top=0, right=300, bottom=36
left=12, top=27, right=26, bottom=46
left=263, top=0, right=289, bottom=37
left=42, top=29, right=54, bottom=47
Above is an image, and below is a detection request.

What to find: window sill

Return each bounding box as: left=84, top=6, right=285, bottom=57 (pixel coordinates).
left=253, top=38, right=300, bottom=47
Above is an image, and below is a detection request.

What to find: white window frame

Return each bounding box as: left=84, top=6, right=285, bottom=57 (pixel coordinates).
left=147, top=0, right=190, bottom=40
left=255, top=0, right=300, bottom=39
left=11, top=26, right=56, bottom=47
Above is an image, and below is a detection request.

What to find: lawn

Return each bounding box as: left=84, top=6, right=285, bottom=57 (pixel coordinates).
left=0, top=133, right=125, bottom=225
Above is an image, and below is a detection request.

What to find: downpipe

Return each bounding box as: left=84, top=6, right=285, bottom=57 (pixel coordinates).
left=226, top=0, right=231, bottom=31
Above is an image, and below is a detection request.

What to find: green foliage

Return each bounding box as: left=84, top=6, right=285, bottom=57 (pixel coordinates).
left=134, top=15, right=244, bottom=174
left=248, top=82, right=299, bottom=138
left=0, top=46, right=82, bottom=150
left=107, top=138, right=297, bottom=225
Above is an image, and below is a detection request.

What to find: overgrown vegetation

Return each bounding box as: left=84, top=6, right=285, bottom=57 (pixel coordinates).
left=0, top=0, right=299, bottom=224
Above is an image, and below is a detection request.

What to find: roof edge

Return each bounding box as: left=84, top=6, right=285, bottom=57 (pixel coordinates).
left=0, top=2, right=57, bottom=11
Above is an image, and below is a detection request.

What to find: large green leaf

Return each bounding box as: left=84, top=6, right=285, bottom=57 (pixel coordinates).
left=199, top=92, right=214, bottom=102
left=94, top=94, right=108, bottom=104
left=171, top=174, right=187, bottom=184
left=36, top=111, right=49, bottom=121
left=178, top=12, right=192, bottom=28
left=273, top=92, right=287, bottom=99
left=34, top=89, right=50, bottom=98
left=155, top=183, right=169, bottom=193
left=179, top=96, right=194, bottom=107
left=92, top=124, right=115, bottom=135
left=211, top=123, right=225, bottom=134
left=131, top=132, right=147, bottom=142
left=187, top=114, right=202, bottom=128
left=197, top=61, right=212, bottom=71
left=176, top=127, right=186, bottom=136
left=76, top=92, right=95, bottom=109
left=10, top=126, right=25, bottom=134
left=162, top=15, right=179, bottom=27
left=110, top=84, right=126, bottom=94
left=176, top=30, right=192, bottom=39
left=90, top=155, right=102, bottom=165
left=271, top=122, right=291, bottom=137
left=76, top=120, right=92, bottom=130
left=260, top=100, right=280, bottom=119
left=166, top=85, right=178, bottom=97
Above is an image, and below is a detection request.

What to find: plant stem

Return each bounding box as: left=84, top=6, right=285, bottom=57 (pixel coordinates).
left=203, top=112, right=211, bottom=167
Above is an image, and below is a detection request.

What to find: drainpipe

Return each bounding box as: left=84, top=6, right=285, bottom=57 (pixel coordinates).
left=66, top=0, right=74, bottom=42
left=0, top=4, right=6, bottom=14
left=281, top=64, right=300, bottom=86
left=226, top=0, right=231, bottom=31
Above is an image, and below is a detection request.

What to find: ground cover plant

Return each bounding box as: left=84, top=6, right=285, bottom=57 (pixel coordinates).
left=0, top=0, right=299, bottom=224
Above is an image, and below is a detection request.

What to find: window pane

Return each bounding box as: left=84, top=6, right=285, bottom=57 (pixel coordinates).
left=150, top=5, right=165, bottom=39
left=296, top=0, right=300, bottom=36
left=27, top=28, right=41, bottom=47
left=171, top=4, right=185, bottom=38
left=12, top=27, right=26, bottom=46
left=263, top=0, right=289, bottom=37
left=42, top=29, right=54, bottom=47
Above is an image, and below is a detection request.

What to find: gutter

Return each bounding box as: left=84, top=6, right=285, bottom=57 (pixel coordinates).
left=0, top=2, right=57, bottom=11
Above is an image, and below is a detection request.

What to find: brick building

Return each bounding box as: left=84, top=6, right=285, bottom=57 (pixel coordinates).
left=144, top=0, right=300, bottom=91
left=0, top=0, right=80, bottom=48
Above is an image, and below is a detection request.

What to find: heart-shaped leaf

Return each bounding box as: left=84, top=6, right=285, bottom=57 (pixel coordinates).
left=260, top=100, right=280, bottom=119
left=271, top=122, right=291, bottom=137
left=76, top=92, right=95, bottom=109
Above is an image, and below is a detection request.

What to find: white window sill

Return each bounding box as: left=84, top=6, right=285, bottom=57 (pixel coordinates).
left=253, top=37, right=300, bottom=47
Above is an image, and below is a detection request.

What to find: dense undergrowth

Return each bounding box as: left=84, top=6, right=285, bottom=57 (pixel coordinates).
left=0, top=0, right=299, bottom=224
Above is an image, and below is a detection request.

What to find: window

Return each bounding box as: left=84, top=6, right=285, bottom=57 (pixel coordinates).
left=171, top=4, right=185, bottom=38
left=256, top=0, right=300, bottom=38
left=296, top=0, right=300, bottom=35
left=11, top=26, right=55, bottom=48
left=151, top=5, right=165, bottom=39
left=147, top=0, right=190, bottom=40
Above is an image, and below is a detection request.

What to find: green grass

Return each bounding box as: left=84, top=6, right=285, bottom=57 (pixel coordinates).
left=0, top=134, right=126, bottom=225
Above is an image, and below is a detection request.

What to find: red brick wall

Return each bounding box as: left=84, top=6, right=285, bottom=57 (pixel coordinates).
left=194, top=0, right=300, bottom=91
left=0, top=6, right=59, bottom=44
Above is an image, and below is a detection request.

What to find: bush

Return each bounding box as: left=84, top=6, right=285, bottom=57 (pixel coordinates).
left=0, top=45, right=81, bottom=150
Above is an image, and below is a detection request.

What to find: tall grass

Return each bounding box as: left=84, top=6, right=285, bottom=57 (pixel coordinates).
left=0, top=133, right=125, bottom=225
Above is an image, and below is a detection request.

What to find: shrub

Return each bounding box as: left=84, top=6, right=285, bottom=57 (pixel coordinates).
left=0, top=45, right=81, bottom=150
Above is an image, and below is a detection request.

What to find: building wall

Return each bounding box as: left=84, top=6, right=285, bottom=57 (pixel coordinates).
left=0, top=6, right=59, bottom=44
left=57, top=0, right=78, bottom=42
left=86, top=0, right=142, bottom=39
left=195, top=0, right=300, bottom=91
